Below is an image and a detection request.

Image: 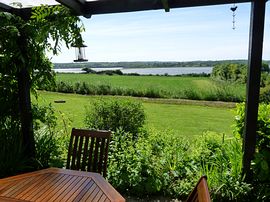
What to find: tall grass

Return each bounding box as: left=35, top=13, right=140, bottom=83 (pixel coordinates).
left=44, top=74, right=246, bottom=102
left=198, top=133, right=250, bottom=201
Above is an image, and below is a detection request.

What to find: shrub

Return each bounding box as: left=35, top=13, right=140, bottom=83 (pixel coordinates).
left=107, top=129, right=251, bottom=200
left=0, top=117, right=30, bottom=178
left=234, top=102, right=270, bottom=201
left=260, top=85, right=270, bottom=103
left=85, top=98, right=145, bottom=136
left=34, top=126, right=67, bottom=168
left=56, top=81, right=74, bottom=93
left=32, top=103, right=69, bottom=169
left=107, top=129, right=198, bottom=198
left=211, top=63, right=247, bottom=83
left=198, top=133, right=251, bottom=201
left=73, top=81, right=91, bottom=95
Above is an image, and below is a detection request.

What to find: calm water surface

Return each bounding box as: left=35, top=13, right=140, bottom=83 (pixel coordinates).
left=53, top=67, right=213, bottom=75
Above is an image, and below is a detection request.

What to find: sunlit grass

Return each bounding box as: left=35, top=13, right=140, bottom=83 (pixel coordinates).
left=35, top=91, right=235, bottom=138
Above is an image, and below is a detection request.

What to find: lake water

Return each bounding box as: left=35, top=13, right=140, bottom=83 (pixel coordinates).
left=53, top=67, right=213, bottom=75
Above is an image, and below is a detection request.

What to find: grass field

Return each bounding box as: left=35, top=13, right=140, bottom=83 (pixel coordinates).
left=55, top=73, right=246, bottom=101
left=35, top=91, right=236, bottom=138
left=56, top=73, right=245, bottom=94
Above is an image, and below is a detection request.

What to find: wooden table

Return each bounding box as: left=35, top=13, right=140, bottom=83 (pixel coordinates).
left=0, top=168, right=125, bottom=202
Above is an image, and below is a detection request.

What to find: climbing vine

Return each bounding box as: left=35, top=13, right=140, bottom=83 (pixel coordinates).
left=0, top=5, right=84, bottom=175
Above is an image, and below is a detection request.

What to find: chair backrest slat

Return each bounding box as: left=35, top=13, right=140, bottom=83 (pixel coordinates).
left=186, top=176, right=211, bottom=202
left=98, top=138, right=106, bottom=173
left=93, top=137, right=100, bottom=172
left=67, top=128, right=111, bottom=177
left=81, top=137, right=89, bottom=171
left=87, top=137, right=95, bottom=172
left=71, top=135, right=79, bottom=170
left=76, top=135, right=84, bottom=170
left=66, top=134, right=74, bottom=169
left=103, top=137, right=110, bottom=177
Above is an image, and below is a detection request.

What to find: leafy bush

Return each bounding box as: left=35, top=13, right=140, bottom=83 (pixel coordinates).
left=35, top=127, right=67, bottom=168
left=32, top=103, right=69, bottom=169
left=260, top=85, right=270, bottom=103
left=198, top=133, right=251, bottom=201
left=107, top=129, right=251, bottom=201
left=0, top=117, right=31, bottom=178
left=211, top=63, right=247, bottom=83
left=55, top=81, right=74, bottom=93
left=234, top=102, right=270, bottom=201
left=85, top=98, right=145, bottom=136
left=211, top=63, right=270, bottom=87
left=107, top=129, right=198, bottom=198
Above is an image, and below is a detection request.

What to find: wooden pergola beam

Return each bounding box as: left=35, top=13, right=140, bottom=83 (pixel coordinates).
left=242, top=0, right=266, bottom=179
left=0, top=0, right=253, bottom=19
left=0, top=2, right=13, bottom=11
left=56, top=0, right=89, bottom=17
left=84, top=0, right=251, bottom=15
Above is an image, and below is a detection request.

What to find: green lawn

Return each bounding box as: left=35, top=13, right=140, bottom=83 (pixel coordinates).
left=36, top=91, right=235, bottom=138
left=56, top=73, right=245, bottom=99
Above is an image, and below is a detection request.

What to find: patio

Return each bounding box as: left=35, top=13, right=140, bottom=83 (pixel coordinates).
left=0, top=0, right=269, bottom=201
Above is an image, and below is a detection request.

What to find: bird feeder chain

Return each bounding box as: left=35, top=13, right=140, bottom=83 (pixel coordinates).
left=230, top=3, right=238, bottom=30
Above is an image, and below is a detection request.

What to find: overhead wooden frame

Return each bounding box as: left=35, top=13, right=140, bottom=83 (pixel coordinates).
left=0, top=0, right=254, bottom=19
left=0, top=0, right=268, bottom=179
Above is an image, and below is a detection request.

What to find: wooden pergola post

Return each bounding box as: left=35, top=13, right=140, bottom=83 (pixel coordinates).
left=242, top=0, right=266, bottom=179
left=17, top=31, right=36, bottom=161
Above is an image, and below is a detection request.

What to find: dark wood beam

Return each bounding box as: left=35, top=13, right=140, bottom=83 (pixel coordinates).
left=242, top=0, right=266, bottom=180
left=1, top=0, right=254, bottom=19
left=0, top=2, right=13, bottom=12
left=56, top=0, right=90, bottom=17
left=84, top=0, right=252, bottom=15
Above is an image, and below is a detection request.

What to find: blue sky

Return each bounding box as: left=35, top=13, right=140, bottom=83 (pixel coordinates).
left=50, top=2, right=270, bottom=63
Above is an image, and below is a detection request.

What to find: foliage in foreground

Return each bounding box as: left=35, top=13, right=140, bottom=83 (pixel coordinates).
left=83, top=98, right=250, bottom=200
left=107, top=129, right=251, bottom=201
left=234, top=103, right=270, bottom=201
left=0, top=103, right=69, bottom=177
left=0, top=6, right=83, bottom=174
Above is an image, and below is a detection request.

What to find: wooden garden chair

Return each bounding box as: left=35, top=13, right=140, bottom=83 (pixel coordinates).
left=186, top=176, right=211, bottom=202
left=66, top=128, right=111, bottom=177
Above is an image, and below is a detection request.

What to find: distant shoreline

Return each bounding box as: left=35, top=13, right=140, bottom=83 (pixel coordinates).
left=53, top=60, right=252, bottom=69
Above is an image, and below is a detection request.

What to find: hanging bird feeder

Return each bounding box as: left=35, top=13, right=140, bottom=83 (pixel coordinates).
left=73, top=43, right=88, bottom=62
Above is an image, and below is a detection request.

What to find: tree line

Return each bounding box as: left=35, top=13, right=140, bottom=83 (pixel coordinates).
left=54, top=60, right=267, bottom=69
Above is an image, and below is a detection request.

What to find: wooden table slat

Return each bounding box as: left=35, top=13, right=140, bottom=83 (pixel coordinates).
left=86, top=186, right=100, bottom=201
left=93, top=189, right=104, bottom=202
left=52, top=176, right=84, bottom=201
left=66, top=177, right=93, bottom=202
left=26, top=173, right=66, bottom=201
left=21, top=173, right=62, bottom=200
left=72, top=180, right=94, bottom=202
left=104, top=198, right=111, bottom=202
left=0, top=168, right=125, bottom=202
left=55, top=176, right=90, bottom=201
left=15, top=173, right=52, bottom=199
left=35, top=175, right=73, bottom=202
left=0, top=196, right=30, bottom=202
left=3, top=174, right=49, bottom=198
left=79, top=183, right=98, bottom=201
left=0, top=177, right=35, bottom=196
left=99, top=194, right=108, bottom=202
